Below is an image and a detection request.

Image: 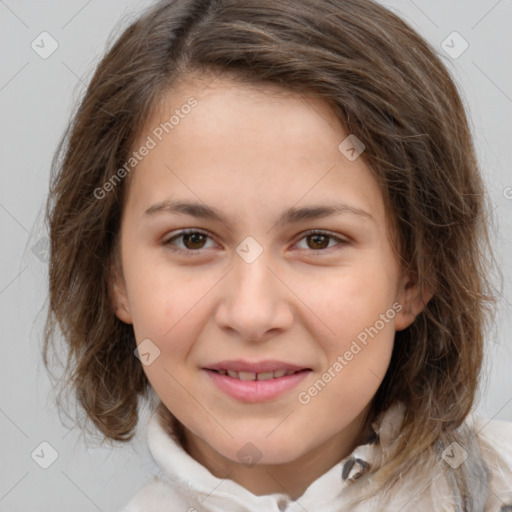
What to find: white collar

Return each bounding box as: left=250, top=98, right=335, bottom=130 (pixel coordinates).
left=144, top=402, right=406, bottom=511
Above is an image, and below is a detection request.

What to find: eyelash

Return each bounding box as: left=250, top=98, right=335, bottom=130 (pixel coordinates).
left=163, top=229, right=349, bottom=256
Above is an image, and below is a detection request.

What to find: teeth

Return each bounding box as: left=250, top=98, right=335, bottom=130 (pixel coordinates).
left=217, top=369, right=301, bottom=380
left=238, top=371, right=257, bottom=381
left=257, top=372, right=274, bottom=381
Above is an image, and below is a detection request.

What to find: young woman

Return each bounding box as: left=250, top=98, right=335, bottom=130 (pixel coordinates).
left=44, top=1, right=512, bottom=510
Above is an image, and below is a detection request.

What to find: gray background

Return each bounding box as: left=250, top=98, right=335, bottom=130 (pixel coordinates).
left=0, top=0, right=511, bottom=510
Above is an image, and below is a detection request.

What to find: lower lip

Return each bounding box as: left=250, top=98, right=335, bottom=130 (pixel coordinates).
left=203, top=369, right=311, bottom=403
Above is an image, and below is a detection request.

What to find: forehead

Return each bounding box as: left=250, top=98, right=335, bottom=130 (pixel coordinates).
left=124, top=74, right=388, bottom=232
left=137, top=72, right=347, bottom=158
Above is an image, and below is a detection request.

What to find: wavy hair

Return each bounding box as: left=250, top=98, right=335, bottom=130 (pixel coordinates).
left=43, top=0, right=499, bottom=504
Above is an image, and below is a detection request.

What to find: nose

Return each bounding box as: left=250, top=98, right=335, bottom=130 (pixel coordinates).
left=214, top=250, right=294, bottom=343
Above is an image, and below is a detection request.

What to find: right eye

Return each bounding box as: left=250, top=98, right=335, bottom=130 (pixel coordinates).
left=163, top=229, right=218, bottom=255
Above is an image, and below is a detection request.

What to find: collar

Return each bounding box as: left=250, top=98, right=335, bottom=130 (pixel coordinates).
left=144, top=402, right=406, bottom=512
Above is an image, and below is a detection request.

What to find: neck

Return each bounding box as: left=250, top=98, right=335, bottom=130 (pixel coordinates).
left=175, top=404, right=374, bottom=499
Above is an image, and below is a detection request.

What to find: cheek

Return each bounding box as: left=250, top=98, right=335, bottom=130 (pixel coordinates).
left=125, top=254, right=197, bottom=329
left=303, top=263, right=398, bottom=348
left=125, top=263, right=218, bottom=371
left=306, top=292, right=396, bottom=418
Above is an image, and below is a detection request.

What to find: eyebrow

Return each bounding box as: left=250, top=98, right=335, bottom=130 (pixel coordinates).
left=143, top=200, right=374, bottom=227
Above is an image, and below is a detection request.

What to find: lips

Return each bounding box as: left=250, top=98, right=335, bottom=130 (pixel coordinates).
left=203, top=360, right=312, bottom=402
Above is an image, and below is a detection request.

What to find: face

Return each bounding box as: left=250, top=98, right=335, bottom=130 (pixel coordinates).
left=112, top=74, right=425, bottom=467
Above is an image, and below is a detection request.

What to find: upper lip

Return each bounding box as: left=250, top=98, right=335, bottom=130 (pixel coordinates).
left=204, top=359, right=311, bottom=373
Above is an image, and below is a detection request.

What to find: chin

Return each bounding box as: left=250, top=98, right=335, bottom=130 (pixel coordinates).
left=213, top=435, right=305, bottom=466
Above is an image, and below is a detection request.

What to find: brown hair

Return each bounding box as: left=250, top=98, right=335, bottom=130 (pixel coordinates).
left=43, top=0, right=499, bottom=503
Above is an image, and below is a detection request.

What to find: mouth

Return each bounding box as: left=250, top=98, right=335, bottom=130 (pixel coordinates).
left=202, top=360, right=312, bottom=402
left=205, top=368, right=310, bottom=381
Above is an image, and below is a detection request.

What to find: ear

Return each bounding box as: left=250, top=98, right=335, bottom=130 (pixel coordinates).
left=394, top=270, right=434, bottom=332
left=109, top=257, right=133, bottom=325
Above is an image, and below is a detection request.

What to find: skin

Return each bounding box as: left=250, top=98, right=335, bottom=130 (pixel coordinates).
left=111, top=74, right=431, bottom=498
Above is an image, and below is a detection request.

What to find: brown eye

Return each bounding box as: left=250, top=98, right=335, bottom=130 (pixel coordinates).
left=164, top=230, right=215, bottom=254
left=306, top=233, right=330, bottom=250
left=181, top=232, right=208, bottom=250
left=295, top=230, right=349, bottom=253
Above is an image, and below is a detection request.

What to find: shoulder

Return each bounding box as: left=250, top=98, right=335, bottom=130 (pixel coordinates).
left=473, top=415, right=512, bottom=466
left=471, top=415, right=512, bottom=510
left=120, top=475, right=186, bottom=512
left=474, top=415, right=512, bottom=441
left=370, top=411, right=512, bottom=512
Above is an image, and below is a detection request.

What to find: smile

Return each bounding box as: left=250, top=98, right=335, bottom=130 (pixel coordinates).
left=203, top=365, right=312, bottom=402
left=209, top=369, right=305, bottom=381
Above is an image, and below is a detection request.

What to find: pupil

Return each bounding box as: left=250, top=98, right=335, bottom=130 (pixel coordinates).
left=184, top=233, right=205, bottom=249
left=309, top=234, right=328, bottom=249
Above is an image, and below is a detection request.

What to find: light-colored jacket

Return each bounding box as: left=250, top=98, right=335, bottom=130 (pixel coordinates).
left=122, top=402, right=512, bottom=511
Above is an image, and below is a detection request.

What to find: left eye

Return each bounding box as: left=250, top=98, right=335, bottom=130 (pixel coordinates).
left=294, top=230, right=348, bottom=251
left=163, top=229, right=348, bottom=254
